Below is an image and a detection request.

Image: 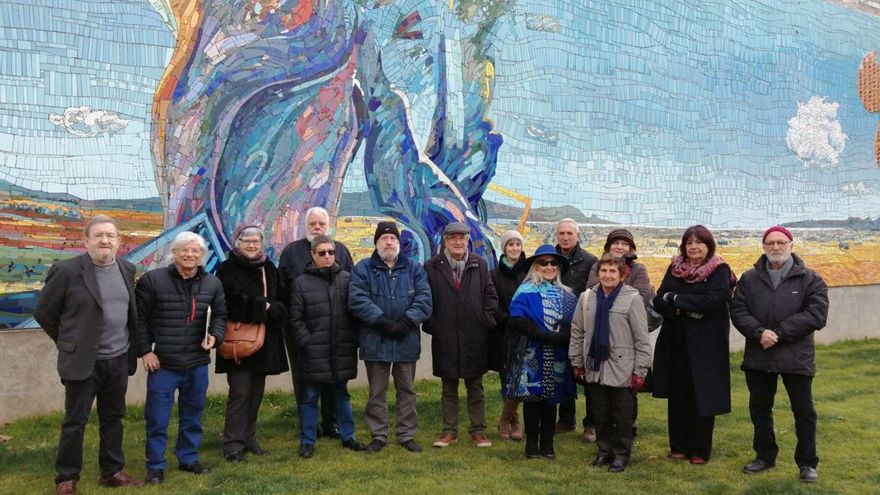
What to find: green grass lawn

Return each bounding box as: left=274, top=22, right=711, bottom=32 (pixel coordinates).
left=2, top=339, right=878, bottom=495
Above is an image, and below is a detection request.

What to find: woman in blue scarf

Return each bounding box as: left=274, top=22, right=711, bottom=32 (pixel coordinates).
left=569, top=255, right=652, bottom=473
left=504, top=245, right=577, bottom=459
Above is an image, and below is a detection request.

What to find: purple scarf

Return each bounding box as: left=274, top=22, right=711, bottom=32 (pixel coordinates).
left=587, top=283, right=622, bottom=371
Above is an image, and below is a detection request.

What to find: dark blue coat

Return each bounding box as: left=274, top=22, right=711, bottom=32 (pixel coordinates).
left=349, top=251, right=432, bottom=362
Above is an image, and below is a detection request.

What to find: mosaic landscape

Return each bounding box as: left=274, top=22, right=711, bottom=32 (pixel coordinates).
left=2, top=0, right=880, bottom=328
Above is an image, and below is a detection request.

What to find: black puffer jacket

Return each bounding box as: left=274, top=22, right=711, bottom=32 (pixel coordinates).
left=289, top=262, right=358, bottom=385
left=557, top=242, right=598, bottom=296
left=136, top=265, right=227, bottom=371
left=488, top=255, right=527, bottom=372
left=731, top=254, right=828, bottom=376
left=215, top=252, right=290, bottom=375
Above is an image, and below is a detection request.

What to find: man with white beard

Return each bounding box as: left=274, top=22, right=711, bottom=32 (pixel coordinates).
left=279, top=206, right=354, bottom=438
left=349, top=221, right=433, bottom=453
left=731, top=226, right=829, bottom=484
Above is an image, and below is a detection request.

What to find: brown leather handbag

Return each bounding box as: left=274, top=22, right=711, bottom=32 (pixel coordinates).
left=218, top=267, right=267, bottom=365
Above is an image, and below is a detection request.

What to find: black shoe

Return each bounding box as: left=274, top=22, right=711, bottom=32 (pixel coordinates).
left=342, top=438, right=366, bottom=452
left=399, top=439, right=423, bottom=453
left=608, top=458, right=628, bottom=473
left=539, top=435, right=555, bottom=459
left=225, top=451, right=247, bottom=463
left=799, top=466, right=818, bottom=483
left=321, top=424, right=340, bottom=439
left=742, top=459, right=775, bottom=475
left=298, top=443, right=315, bottom=458
left=591, top=455, right=612, bottom=467
left=145, top=469, right=164, bottom=484
left=247, top=445, right=269, bottom=456
left=365, top=439, right=386, bottom=453
left=178, top=462, right=211, bottom=474
left=525, top=436, right=541, bottom=459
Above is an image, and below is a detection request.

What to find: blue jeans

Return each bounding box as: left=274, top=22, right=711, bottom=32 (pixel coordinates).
left=299, top=381, right=355, bottom=445
left=145, top=365, right=209, bottom=470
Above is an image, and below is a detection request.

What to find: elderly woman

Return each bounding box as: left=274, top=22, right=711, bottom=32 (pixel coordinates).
left=136, top=232, right=226, bottom=483
left=570, top=255, right=651, bottom=473
left=586, top=229, right=655, bottom=306
left=504, top=244, right=577, bottom=459
left=490, top=230, right=528, bottom=440
left=215, top=225, right=289, bottom=462
left=652, top=225, right=735, bottom=465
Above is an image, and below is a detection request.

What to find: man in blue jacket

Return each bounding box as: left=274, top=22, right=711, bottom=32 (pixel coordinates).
left=349, top=221, right=433, bottom=453
left=731, top=226, right=828, bottom=484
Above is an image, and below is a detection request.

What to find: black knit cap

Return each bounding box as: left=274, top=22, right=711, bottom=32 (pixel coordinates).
left=604, top=228, right=636, bottom=252
left=374, top=221, right=400, bottom=244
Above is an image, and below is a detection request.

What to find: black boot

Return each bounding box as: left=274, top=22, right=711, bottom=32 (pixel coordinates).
left=539, top=405, right=556, bottom=459
left=525, top=435, right=541, bottom=459
left=539, top=432, right=555, bottom=459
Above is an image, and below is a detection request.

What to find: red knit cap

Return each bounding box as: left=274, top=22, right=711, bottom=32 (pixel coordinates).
left=762, top=225, right=793, bottom=242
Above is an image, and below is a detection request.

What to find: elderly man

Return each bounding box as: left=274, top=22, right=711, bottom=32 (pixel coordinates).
left=278, top=206, right=354, bottom=437
left=554, top=218, right=599, bottom=438
left=136, top=232, right=227, bottom=484
left=423, top=222, right=498, bottom=448
left=349, top=221, right=433, bottom=453
left=731, top=226, right=829, bottom=483
left=34, top=215, right=143, bottom=495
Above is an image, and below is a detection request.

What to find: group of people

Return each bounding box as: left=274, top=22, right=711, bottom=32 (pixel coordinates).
left=34, top=210, right=829, bottom=495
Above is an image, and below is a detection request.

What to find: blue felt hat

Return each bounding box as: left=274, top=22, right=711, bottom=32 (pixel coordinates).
left=523, top=244, right=570, bottom=274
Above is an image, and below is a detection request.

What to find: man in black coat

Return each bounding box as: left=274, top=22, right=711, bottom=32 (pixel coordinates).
left=278, top=206, right=353, bottom=437
left=289, top=235, right=366, bottom=458
left=34, top=215, right=143, bottom=495
left=424, top=222, right=498, bottom=448
left=731, top=226, right=829, bottom=483
left=554, top=218, right=598, bottom=438
left=136, top=232, right=226, bottom=483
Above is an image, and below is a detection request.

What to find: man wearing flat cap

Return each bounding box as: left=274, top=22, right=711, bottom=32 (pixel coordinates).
left=731, top=226, right=829, bottom=483
left=349, top=221, right=433, bottom=453
left=423, top=222, right=499, bottom=448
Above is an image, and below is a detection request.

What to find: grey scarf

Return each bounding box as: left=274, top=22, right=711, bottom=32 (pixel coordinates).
left=444, top=248, right=468, bottom=285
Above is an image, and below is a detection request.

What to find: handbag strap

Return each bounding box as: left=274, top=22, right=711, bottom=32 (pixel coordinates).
left=260, top=267, right=267, bottom=297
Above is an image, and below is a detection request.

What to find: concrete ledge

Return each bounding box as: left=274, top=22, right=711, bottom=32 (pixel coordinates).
left=2, top=284, right=878, bottom=425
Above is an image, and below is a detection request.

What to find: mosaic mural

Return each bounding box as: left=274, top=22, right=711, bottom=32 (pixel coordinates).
left=2, top=0, right=880, bottom=328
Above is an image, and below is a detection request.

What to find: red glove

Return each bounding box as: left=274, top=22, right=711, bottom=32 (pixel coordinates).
left=573, top=367, right=587, bottom=385
left=630, top=374, right=646, bottom=392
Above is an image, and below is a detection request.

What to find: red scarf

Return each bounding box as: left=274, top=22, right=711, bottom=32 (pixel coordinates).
left=669, top=255, right=737, bottom=287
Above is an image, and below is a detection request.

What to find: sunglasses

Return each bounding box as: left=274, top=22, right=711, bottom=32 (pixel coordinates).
left=534, top=258, right=560, bottom=267
left=314, top=249, right=336, bottom=257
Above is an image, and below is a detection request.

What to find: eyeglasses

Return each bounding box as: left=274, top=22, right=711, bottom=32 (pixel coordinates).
left=534, top=259, right=560, bottom=267
left=314, top=249, right=336, bottom=257
left=763, top=240, right=792, bottom=247
left=238, top=239, right=262, bottom=246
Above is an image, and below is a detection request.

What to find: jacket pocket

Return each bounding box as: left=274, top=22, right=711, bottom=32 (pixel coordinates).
left=57, top=340, right=76, bottom=352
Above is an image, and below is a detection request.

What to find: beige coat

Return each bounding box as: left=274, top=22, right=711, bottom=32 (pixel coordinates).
left=569, top=285, right=652, bottom=388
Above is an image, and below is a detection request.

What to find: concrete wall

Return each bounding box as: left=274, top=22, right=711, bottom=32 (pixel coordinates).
left=2, top=284, right=878, bottom=425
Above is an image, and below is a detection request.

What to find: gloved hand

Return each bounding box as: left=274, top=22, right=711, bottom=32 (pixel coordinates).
left=662, top=292, right=677, bottom=304
left=573, top=367, right=588, bottom=386
left=375, top=317, right=400, bottom=337
left=630, top=374, right=646, bottom=393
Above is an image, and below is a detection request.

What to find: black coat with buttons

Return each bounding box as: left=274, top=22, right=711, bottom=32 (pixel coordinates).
left=651, top=263, right=733, bottom=417
left=423, top=253, right=498, bottom=379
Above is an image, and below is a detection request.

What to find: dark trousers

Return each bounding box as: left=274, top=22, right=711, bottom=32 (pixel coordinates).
left=523, top=400, right=556, bottom=450
left=558, top=385, right=594, bottom=428
left=589, top=383, right=636, bottom=460
left=284, top=334, right=336, bottom=432
left=440, top=376, right=486, bottom=436
left=56, top=354, right=129, bottom=483
left=745, top=370, right=818, bottom=468
left=222, top=369, right=268, bottom=456
left=668, top=353, right=715, bottom=459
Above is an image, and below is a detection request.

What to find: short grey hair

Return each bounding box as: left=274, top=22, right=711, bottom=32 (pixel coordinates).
left=234, top=227, right=264, bottom=245
left=169, top=231, right=208, bottom=264
left=305, top=206, right=330, bottom=225
left=85, top=214, right=119, bottom=237
left=556, top=218, right=580, bottom=234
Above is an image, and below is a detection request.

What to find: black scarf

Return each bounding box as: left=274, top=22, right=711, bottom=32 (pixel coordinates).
left=587, top=283, right=623, bottom=371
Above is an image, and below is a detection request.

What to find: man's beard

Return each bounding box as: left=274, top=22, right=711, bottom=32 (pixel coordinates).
left=767, top=252, right=792, bottom=265
left=305, top=230, right=325, bottom=243
left=379, top=244, right=400, bottom=263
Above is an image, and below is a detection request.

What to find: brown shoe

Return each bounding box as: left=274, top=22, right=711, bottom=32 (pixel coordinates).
left=471, top=433, right=493, bottom=448
left=497, top=420, right=511, bottom=440
left=432, top=433, right=457, bottom=448
left=55, top=480, right=77, bottom=495
left=100, top=471, right=144, bottom=488
left=555, top=421, right=575, bottom=434
left=509, top=408, right=523, bottom=441
left=581, top=426, right=597, bottom=442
